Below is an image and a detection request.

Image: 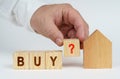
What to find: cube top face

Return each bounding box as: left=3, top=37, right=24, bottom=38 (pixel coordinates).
left=64, top=39, right=80, bottom=57
left=46, top=51, right=62, bottom=69
left=45, top=50, right=62, bottom=52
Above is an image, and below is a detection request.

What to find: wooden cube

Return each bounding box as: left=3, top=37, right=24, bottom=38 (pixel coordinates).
left=46, top=50, right=62, bottom=69
left=83, top=30, right=112, bottom=68
left=13, top=51, right=29, bottom=69
left=29, top=51, right=45, bottom=69
left=64, top=39, right=80, bottom=57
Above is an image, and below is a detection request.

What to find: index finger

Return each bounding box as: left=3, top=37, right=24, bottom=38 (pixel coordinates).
left=62, top=6, right=89, bottom=41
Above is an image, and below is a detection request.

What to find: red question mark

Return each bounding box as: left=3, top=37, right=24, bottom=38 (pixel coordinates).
left=69, top=44, right=75, bottom=54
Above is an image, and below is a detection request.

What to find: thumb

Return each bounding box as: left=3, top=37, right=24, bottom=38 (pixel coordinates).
left=47, top=23, right=64, bottom=46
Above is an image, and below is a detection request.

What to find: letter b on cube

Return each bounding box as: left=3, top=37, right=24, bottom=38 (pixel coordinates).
left=13, top=51, right=29, bottom=69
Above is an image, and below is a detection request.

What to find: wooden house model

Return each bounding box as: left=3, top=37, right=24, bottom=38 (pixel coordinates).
left=83, top=30, right=112, bottom=68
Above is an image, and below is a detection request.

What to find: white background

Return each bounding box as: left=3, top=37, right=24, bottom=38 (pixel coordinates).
left=0, top=0, right=120, bottom=79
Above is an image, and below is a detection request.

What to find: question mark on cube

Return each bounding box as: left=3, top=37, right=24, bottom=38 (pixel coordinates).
left=69, top=44, right=75, bottom=54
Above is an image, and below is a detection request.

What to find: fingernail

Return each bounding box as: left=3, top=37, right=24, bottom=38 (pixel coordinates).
left=56, top=38, right=63, bottom=46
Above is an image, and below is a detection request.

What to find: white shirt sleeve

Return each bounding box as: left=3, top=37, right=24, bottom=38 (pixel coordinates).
left=0, top=0, right=45, bottom=32
left=13, top=0, right=45, bottom=31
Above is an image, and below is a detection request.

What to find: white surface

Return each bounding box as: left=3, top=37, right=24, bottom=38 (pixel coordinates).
left=0, top=0, right=120, bottom=79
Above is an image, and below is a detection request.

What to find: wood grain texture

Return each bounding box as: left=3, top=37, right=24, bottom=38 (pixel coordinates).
left=13, top=51, right=29, bottom=69
left=29, top=51, right=45, bottom=69
left=46, top=50, right=62, bottom=69
left=83, top=30, right=112, bottom=68
left=64, top=39, right=80, bottom=57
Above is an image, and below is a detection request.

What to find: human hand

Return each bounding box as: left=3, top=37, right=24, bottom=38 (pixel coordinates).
left=30, top=4, right=89, bottom=48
